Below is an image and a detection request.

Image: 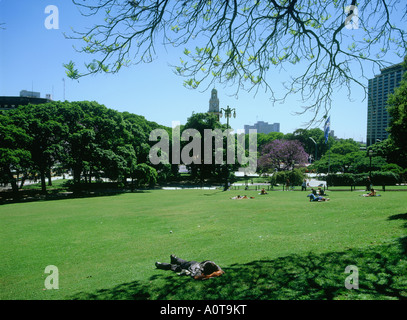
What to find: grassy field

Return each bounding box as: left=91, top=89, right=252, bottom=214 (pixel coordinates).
left=1, top=188, right=406, bottom=300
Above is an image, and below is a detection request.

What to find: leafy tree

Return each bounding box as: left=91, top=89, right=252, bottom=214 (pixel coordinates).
left=132, top=163, right=158, bottom=188
left=367, top=139, right=395, bottom=163
left=330, top=139, right=360, bottom=155
left=182, top=112, right=231, bottom=184
left=258, top=139, right=308, bottom=172
left=66, top=0, right=406, bottom=124
left=310, top=150, right=388, bottom=174
left=288, top=128, right=333, bottom=160
left=58, top=102, right=92, bottom=184
left=0, top=114, right=32, bottom=195
left=121, top=112, right=153, bottom=164
left=307, top=152, right=346, bottom=174
left=256, top=131, right=285, bottom=151
left=401, top=168, right=407, bottom=183
left=386, top=58, right=407, bottom=168
left=0, top=100, right=169, bottom=193
left=381, top=163, right=403, bottom=175
left=67, top=127, right=96, bottom=184
left=10, top=104, right=66, bottom=194
left=270, top=168, right=305, bottom=187
left=62, top=101, right=165, bottom=186
left=64, top=101, right=131, bottom=185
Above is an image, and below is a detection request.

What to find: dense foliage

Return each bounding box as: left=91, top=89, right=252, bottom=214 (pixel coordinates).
left=386, top=58, right=407, bottom=168
left=325, top=171, right=401, bottom=187
left=269, top=169, right=306, bottom=187
left=1, top=100, right=406, bottom=195
left=0, top=101, right=168, bottom=194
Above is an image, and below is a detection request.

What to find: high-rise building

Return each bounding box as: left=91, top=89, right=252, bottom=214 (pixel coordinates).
left=366, top=62, right=405, bottom=146
left=244, top=121, right=280, bottom=134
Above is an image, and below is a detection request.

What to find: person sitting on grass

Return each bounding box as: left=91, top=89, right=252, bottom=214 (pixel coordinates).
left=317, top=187, right=327, bottom=196
left=362, top=188, right=379, bottom=197
left=307, top=193, right=330, bottom=202
left=259, top=188, right=268, bottom=195
left=155, top=255, right=224, bottom=280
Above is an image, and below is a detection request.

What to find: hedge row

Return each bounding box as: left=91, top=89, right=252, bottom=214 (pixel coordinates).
left=324, top=171, right=400, bottom=187
left=269, top=169, right=306, bottom=186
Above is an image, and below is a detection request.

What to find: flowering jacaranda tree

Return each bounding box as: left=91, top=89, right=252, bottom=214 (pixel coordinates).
left=258, top=139, right=309, bottom=172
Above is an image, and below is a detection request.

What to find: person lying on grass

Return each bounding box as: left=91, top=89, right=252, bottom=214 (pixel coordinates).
left=307, top=193, right=330, bottom=202
left=230, top=195, right=254, bottom=199
left=155, top=255, right=224, bottom=280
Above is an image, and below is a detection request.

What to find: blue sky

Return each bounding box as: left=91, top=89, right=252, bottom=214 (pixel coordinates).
left=0, top=0, right=405, bottom=142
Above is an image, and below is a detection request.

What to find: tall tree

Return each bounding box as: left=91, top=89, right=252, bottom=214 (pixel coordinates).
left=122, top=111, right=175, bottom=182
left=0, top=114, right=32, bottom=196
left=13, top=104, right=66, bottom=194
left=66, top=0, right=406, bottom=124
left=330, top=139, right=360, bottom=155
left=310, top=150, right=388, bottom=174
left=256, top=132, right=285, bottom=151
left=289, top=128, right=332, bottom=160
left=58, top=101, right=92, bottom=184
left=386, top=58, right=407, bottom=168
left=182, top=112, right=226, bottom=183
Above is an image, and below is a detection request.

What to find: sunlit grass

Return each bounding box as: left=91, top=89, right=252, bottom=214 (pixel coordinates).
left=1, top=189, right=406, bottom=299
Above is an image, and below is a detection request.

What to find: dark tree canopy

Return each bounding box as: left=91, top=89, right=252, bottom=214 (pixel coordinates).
left=66, top=0, right=407, bottom=124
left=0, top=101, right=167, bottom=195
left=386, top=58, right=407, bottom=166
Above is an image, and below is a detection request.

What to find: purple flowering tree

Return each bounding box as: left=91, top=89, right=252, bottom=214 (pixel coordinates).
left=258, top=139, right=309, bottom=172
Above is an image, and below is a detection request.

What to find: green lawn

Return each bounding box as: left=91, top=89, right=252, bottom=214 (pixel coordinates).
left=1, top=189, right=406, bottom=300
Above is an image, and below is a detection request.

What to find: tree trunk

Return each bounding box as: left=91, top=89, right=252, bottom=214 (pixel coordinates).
left=19, top=176, right=26, bottom=189
left=40, top=170, right=47, bottom=194
left=73, top=165, right=81, bottom=184
left=47, top=169, right=52, bottom=186
left=7, top=168, right=19, bottom=198
left=89, top=166, right=92, bottom=184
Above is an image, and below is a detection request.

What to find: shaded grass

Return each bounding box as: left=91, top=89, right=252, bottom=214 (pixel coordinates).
left=1, top=189, right=406, bottom=300
left=72, top=237, right=407, bottom=300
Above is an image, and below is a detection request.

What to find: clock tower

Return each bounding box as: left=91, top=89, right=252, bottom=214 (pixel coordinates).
left=208, top=88, right=220, bottom=120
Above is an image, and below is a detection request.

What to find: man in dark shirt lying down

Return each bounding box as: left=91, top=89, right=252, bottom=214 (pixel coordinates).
left=155, top=255, right=224, bottom=280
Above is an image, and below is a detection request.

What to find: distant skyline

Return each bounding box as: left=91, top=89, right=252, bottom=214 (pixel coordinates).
left=1, top=0, right=405, bottom=143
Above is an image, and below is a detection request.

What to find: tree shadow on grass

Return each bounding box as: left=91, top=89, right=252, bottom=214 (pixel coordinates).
left=0, top=188, right=151, bottom=205
left=71, top=280, right=152, bottom=300
left=70, top=238, right=407, bottom=300
left=388, top=213, right=407, bottom=229
left=388, top=213, right=407, bottom=254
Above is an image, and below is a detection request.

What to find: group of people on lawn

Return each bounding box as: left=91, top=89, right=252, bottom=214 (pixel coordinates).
left=307, top=187, right=330, bottom=202
left=156, top=178, right=382, bottom=281
left=229, top=178, right=379, bottom=202
left=230, top=195, right=254, bottom=200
